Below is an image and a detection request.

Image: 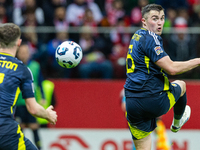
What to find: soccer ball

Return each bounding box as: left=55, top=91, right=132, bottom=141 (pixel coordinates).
left=55, top=41, right=83, bottom=68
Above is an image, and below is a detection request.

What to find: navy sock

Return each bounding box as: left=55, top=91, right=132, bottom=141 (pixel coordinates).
left=173, top=93, right=187, bottom=120
left=33, top=129, right=41, bottom=150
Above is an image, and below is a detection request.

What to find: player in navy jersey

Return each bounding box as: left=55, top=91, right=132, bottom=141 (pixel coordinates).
left=0, top=23, right=57, bottom=150
left=124, top=4, right=200, bottom=150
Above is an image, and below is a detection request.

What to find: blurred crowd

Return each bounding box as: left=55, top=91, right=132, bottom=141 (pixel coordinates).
left=3, top=0, right=200, bottom=79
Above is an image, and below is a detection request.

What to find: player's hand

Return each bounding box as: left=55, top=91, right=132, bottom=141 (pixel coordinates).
left=46, top=105, right=57, bottom=125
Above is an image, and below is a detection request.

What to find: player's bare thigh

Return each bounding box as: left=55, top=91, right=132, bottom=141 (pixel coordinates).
left=172, top=80, right=186, bottom=97
left=133, top=134, right=151, bottom=150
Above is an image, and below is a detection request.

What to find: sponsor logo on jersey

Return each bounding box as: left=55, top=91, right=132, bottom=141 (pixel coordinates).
left=154, top=46, right=163, bottom=55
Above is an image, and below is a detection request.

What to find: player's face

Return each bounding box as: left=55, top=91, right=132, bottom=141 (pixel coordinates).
left=142, top=10, right=165, bottom=35
left=16, top=45, right=30, bottom=64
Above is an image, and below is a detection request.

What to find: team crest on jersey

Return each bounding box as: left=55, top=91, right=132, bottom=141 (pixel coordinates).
left=172, top=83, right=177, bottom=87
left=154, top=46, right=163, bottom=55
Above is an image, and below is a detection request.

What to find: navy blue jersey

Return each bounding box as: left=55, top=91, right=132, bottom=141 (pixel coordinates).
left=124, top=28, right=172, bottom=97
left=0, top=52, right=35, bottom=135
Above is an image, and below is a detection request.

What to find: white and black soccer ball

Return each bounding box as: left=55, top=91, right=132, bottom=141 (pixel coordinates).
left=55, top=41, right=83, bottom=68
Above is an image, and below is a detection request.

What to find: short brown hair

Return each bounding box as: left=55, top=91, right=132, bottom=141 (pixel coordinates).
left=0, top=23, right=21, bottom=48
left=141, top=4, right=164, bottom=19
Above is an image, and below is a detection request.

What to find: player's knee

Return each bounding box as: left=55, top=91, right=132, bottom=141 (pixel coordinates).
left=180, top=81, right=186, bottom=96
left=172, top=80, right=186, bottom=95
left=177, top=80, right=186, bottom=96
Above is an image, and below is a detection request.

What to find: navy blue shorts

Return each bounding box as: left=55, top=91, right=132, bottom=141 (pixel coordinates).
left=125, top=83, right=181, bottom=140
left=15, top=105, right=37, bottom=124
left=0, top=125, right=38, bottom=150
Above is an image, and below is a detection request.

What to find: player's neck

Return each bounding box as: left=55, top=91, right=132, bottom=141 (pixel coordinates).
left=0, top=47, right=17, bottom=57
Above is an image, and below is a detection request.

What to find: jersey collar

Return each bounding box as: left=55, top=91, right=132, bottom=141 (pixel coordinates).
left=141, top=27, right=147, bottom=31
left=0, top=52, right=13, bottom=57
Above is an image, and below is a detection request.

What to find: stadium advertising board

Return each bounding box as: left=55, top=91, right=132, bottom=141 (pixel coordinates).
left=24, top=128, right=200, bottom=150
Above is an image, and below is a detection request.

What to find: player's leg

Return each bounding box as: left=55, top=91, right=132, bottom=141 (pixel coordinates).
left=24, top=136, right=39, bottom=150
left=172, top=80, right=186, bottom=96
left=18, top=124, right=39, bottom=150
left=125, top=96, right=156, bottom=150
left=127, top=120, right=152, bottom=150
left=0, top=135, right=38, bottom=150
left=0, top=125, right=38, bottom=150
left=172, top=80, right=187, bottom=120
left=133, top=134, right=151, bottom=150
left=29, top=123, right=41, bottom=150
left=170, top=80, right=191, bottom=132
left=28, top=112, right=41, bottom=150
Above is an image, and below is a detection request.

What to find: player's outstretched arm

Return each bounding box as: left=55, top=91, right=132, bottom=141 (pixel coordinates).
left=25, top=97, right=57, bottom=125
left=155, top=56, right=200, bottom=75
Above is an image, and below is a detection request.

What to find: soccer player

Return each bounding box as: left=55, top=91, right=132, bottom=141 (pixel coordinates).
left=15, top=43, right=45, bottom=150
left=124, top=4, right=200, bottom=150
left=0, top=23, right=57, bottom=150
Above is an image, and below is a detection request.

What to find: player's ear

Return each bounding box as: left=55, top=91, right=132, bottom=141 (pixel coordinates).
left=142, top=18, right=146, bottom=26
left=17, top=39, right=22, bottom=47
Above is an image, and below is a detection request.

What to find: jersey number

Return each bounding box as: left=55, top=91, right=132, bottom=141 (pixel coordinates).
left=126, top=44, right=150, bottom=74
left=126, top=53, right=135, bottom=73
left=126, top=45, right=135, bottom=73
left=0, top=73, right=5, bottom=84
